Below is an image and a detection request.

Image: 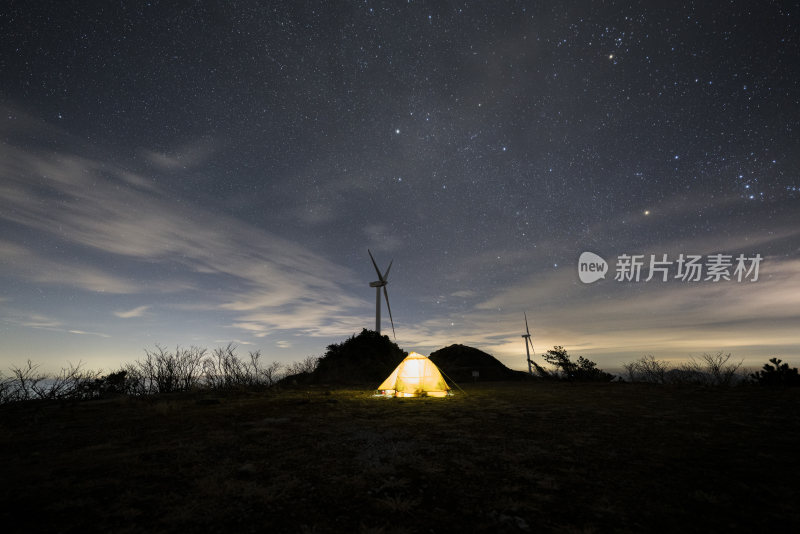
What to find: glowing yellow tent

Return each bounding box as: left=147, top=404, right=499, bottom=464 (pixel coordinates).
left=376, top=352, right=451, bottom=397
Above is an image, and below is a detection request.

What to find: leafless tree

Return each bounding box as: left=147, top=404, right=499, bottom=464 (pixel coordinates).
left=204, top=343, right=248, bottom=389
left=30, top=361, right=103, bottom=400
left=123, top=363, right=148, bottom=396
left=258, top=359, right=283, bottom=386
left=623, top=355, right=669, bottom=384
left=246, top=350, right=283, bottom=386
left=672, top=352, right=743, bottom=386
left=2, top=344, right=284, bottom=402
left=9, top=360, right=46, bottom=401
left=127, top=345, right=206, bottom=394
left=700, top=351, right=743, bottom=386
left=0, top=371, right=13, bottom=404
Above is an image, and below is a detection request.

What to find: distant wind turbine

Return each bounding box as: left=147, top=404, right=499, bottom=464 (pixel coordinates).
left=368, top=249, right=396, bottom=339
left=522, top=312, right=535, bottom=375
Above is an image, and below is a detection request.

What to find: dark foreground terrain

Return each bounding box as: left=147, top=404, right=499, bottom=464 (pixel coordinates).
left=2, top=382, right=799, bottom=533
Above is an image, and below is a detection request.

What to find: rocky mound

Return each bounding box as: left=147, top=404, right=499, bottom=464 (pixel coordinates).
left=429, top=344, right=530, bottom=382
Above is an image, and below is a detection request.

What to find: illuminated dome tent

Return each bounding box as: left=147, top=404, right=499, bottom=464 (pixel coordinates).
left=376, top=352, right=451, bottom=397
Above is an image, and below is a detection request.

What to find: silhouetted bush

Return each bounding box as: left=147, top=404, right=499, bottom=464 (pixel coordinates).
left=203, top=344, right=282, bottom=389
left=623, top=355, right=669, bottom=384
left=40, top=362, right=104, bottom=400
left=0, top=370, right=16, bottom=404
left=101, top=370, right=128, bottom=395
left=673, top=352, right=743, bottom=386
left=531, top=360, right=553, bottom=379
left=75, top=370, right=130, bottom=399
left=750, top=358, right=800, bottom=387
left=127, top=345, right=206, bottom=394
left=289, top=329, right=405, bottom=384
left=0, top=344, right=288, bottom=403
left=540, top=346, right=614, bottom=382
left=0, top=373, right=8, bottom=403
left=0, top=360, right=113, bottom=402
left=622, top=352, right=746, bottom=386
left=285, top=355, right=319, bottom=376
left=7, top=360, right=46, bottom=401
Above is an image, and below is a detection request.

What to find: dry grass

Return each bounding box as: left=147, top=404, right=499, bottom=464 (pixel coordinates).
left=1, top=382, right=799, bottom=532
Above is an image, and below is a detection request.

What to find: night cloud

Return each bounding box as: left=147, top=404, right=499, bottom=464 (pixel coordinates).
left=114, top=306, right=151, bottom=319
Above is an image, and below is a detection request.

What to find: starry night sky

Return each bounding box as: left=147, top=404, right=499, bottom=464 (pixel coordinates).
left=1, top=1, right=799, bottom=373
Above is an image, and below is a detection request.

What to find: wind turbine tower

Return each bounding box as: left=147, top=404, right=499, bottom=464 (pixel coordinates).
left=522, top=312, right=535, bottom=374
left=368, top=249, right=396, bottom=339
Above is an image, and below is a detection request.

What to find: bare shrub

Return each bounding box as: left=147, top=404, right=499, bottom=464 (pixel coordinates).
left=670, top=352, right=744, bottom=386
left=670, top=360, right=708, bottom=385
left=122, top=363, right=149, bottom=396
left=203, top=344, right=282, bottom=389
left=250, top=351, right=282, bottom=386
left=2, top=361, right=106, bottom=401
left=1, top=345, right=284, bottom=402
left=31, top=361, right=104, bottom=400
left=127, top=345, right=206, bottom=394
left=623, top=355, right=670, bottom=384
left=701, top=351, right=743, bottom=386
left=174, top=346, right=207, bottom=390
left=0, top=371, right=13, bottom=404
left=204, top=343, right=248, bottom=389
left=622, top=361, right=636, bottom=382
left=8, top=360, right=46, bottom=401
left=286, top=355, right=319, bottom=376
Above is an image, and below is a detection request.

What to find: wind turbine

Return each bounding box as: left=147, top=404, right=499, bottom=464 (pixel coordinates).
left=368, top=249, right=396, bottom=339
left=522, top=312, right=535, bottom=374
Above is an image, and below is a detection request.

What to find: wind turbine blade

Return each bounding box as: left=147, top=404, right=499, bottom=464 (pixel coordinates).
left=524, top=311, right=531, bottom=336
left=383, top=259, right=393, bottom=280
left=383, top=286, right=396, bottom=339
left=368, top=249, right=383, bottom=279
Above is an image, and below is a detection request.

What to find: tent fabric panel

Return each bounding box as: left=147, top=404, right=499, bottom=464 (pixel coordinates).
left=377, top=366, right=401, bottom=391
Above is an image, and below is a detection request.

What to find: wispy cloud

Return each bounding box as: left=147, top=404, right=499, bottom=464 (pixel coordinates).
left=114, top=306, right=151, bottom=319
left=213, top=339, right=253, bottom=346
left=68, top=330, right=111, bottom=338
left=0, top=117, right=369, bottom=341
left=3, top=312, right=110, bottom=339
left=0, top=240, right=142, bottom=294
left=12, top=313, right=63, bottom=330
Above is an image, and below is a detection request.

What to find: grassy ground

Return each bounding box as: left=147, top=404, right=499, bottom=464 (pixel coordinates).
left=2, top=381, right=799, bottom=533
